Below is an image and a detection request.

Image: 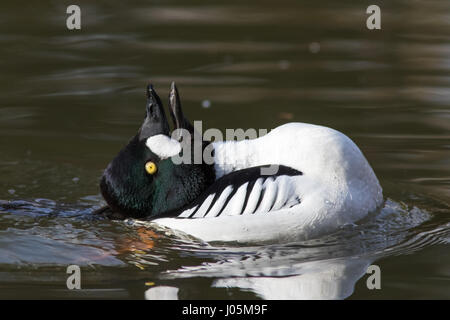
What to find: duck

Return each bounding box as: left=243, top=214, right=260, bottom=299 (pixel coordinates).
left=98, top=82, right=383, bottom=243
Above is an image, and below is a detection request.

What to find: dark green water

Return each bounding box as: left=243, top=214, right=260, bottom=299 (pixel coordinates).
left=0, top=0, right=449, bottom=299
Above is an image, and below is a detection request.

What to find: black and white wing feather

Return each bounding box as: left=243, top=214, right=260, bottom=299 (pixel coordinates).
left=157, top=165, right=302, bottom=219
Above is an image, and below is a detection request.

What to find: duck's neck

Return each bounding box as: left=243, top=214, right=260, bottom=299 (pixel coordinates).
left=151, top=159, right=216, bottom=216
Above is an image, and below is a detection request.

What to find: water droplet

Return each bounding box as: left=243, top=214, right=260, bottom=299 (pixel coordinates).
left=201, top=100, right=211, bottom=108
left=308, top=42, right=320, bottom=54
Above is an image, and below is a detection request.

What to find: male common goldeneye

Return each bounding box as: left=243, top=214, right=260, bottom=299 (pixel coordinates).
left=99, top=83, right=383, bottom=242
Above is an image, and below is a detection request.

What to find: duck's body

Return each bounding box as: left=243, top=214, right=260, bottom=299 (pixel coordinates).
left=153, top=122, right=382, bottom=242
left=99, top=83, right=383, bottom=243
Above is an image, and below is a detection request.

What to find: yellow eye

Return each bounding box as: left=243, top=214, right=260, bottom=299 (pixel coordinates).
left=145, top=161, right=157, bottom=175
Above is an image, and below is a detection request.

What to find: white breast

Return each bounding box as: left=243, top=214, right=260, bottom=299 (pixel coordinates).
left=154, top=122, right=383, bottom=242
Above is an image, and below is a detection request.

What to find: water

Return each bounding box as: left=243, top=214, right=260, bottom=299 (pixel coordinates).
left=0, top=0, right=449, bottom=299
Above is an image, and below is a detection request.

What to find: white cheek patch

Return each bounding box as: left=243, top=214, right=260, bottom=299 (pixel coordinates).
left=146, top=134, right=182, bottom=159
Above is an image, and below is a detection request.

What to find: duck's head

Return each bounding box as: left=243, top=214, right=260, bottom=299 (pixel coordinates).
left=100, top=83, right=215, bottom=219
